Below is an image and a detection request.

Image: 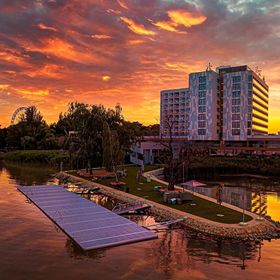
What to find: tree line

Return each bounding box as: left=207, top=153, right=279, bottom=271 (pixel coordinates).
left=0, top=103, right=159, bottom=169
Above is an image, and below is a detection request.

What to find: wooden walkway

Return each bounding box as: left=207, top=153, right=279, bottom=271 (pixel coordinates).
left=18, top=185, right=157, bottom=251
left=112, top=203, right=151, bottom=215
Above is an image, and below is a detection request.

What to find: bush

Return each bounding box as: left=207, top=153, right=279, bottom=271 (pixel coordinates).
left=2, top=150, right=69, bottom=165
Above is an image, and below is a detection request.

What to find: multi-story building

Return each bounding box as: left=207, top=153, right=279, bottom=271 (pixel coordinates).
left=189, top=70, right=219, bottom=141
left=160, top=65, right=269, bottom=141
left=219, top=65, right=269, bottom=141
left=160, top=88, right=190, bottom=136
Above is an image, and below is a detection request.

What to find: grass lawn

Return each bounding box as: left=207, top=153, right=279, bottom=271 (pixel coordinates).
left=71, top=165, right=252, bottom=224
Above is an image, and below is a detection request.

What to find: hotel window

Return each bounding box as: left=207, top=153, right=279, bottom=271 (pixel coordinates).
left=199, top=84, right=206, bottom=90
left=199, top=76, right=206, bottom=83
left=198, top=91, right=206, bottom=98
left=232, top=76, right=241, bottom=83
left=232, top=99, right=240, bottom=106
left=198, top=121, right=206, bottom=128
left=232, top=106, right=240, bottom=113
left=198, top=114, right=206, bottom=120
left=232, top=129, right=240, bottom=135
left=232, top=122, right=240, bottom=128
left=198, top=129, right=206, bottom=135
left=232, top=84, right=241, bottom=90
left=232, top=114, right=240, bottom=121
left=232, top=91, right=241, bottom=98
left=247, top=129, right=251, bottom=135
left=198, top=106, right=206, bottom=113
left=198, top=99, right=206, bottom=105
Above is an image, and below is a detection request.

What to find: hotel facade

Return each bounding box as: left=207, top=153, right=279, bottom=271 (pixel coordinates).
left=131, top=65, right=279, bottom=165
left=160, top=65, right=269, bottom=141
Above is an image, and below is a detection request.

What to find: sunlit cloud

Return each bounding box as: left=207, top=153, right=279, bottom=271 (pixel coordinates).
left=120, top=17, right=156, bottom=36
left=167, top=10, right=207, bottom=28
left=153, top=21, right=187, bottom=34
left=0, top=84, right=10, bottom=89
left=17, top=89, right=49, bottom=96
left=37, top=23, right=58, bottom=32
left=91, top=34, right=113, bottom=39
left=25, top=64, right=64, bottom=79
left=0, top=0, right=279, bottom=133
left=117, top=0, right=129, bottom=10
left=128, top=39, right=145, bottom=45
left=102, top=75, right=111, bottom=82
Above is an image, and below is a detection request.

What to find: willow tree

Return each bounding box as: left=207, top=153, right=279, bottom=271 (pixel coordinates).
left=102, top=121, right=124, bottom=181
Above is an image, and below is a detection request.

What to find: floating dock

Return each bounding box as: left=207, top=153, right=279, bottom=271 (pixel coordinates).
left=18, top=185, right=157, bottom=250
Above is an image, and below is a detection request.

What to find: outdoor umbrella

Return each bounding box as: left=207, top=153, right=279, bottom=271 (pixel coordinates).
left=181, top=180, right=206, bottom=188
left=181, top=180, right=206, bottom=193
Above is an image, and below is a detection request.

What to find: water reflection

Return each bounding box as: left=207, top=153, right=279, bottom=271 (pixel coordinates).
left=1, top=161, right=280, bottom=280
left=184, top=183, right=280, bottom=221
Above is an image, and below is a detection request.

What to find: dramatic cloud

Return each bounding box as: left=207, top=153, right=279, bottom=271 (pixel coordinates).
left=120, top=17, right=156, bottom=36
left=0, top=0, right=279, bottom=133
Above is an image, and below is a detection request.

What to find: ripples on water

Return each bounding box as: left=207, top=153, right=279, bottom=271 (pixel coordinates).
left=0, top=162, right=280, bottom=280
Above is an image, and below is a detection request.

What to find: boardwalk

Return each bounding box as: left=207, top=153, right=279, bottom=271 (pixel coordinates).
left=18, top=185, right=157, bottom=250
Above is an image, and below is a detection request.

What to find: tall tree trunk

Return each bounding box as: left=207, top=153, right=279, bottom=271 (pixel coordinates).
left=168, top=163, right=175, bottom=191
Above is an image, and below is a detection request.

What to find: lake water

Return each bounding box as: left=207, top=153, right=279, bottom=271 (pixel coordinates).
left=0, top=162, right=280, bottom=280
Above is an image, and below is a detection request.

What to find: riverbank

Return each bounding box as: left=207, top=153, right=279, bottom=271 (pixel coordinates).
left=58, top=168, right=280, bottom=241
left=0, top=150, right=69, bottom=165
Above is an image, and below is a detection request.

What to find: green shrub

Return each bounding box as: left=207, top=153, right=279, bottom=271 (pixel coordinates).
left=2, top=150, right=69, bottom=165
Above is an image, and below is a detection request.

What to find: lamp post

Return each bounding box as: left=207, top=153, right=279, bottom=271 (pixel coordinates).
left=239, top=187, right=247, bottom=226
left=182, top=161, right=185, bottom=192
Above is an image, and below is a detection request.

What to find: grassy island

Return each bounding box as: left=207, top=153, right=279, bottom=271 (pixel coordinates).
left=70, top=165, right=252, bottom=224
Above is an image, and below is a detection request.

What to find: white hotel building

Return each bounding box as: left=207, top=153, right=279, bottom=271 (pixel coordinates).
left=160, top=65, right=269, bottom=141
left=131, top=65, right=278, bottom=165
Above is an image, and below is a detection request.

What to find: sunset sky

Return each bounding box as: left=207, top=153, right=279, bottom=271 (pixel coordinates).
left=0, top=0, right=279, bottom=132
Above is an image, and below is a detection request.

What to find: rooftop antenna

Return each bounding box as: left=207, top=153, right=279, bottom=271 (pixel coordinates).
left=206, top=62, right=213, bottom=71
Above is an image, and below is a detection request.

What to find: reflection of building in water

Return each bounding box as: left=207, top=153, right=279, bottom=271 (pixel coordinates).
left=251, top=192, right=267, bottom=216
left=187, top=185, right=268, bottom=216
left=221, top=187, right=252, bottom=210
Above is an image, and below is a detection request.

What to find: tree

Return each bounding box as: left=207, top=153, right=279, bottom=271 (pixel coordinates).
left=103, top=121, right=125, bottom=181
left=6, top=106, right=58, bottom=150
left=159, top=114, right=209, bottom=191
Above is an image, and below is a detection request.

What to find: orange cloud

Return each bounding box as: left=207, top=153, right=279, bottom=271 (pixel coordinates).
left=168, top=10, right=207, bottom=27
left=102, top=75, right=111, bottom=81
left=91, top=34, right=112, bottom=39
left=120, top=17, right=156, bottom=36
left=128, top=39, right=145, bottom=45
left=17, top=89, right=49, bottom=96
left=37, top=23, right=58, bottom=32
left=117, top=0, right=129, bottom=10
left=152, top=10, right=206, bottom=34
left=25, top=38, right=100, bottom=64
left=26, top=64, right=64, bottom=79
left=153, top=21, right=187, bottom=34
left=0, top=50, right=29, bottom=67
left=0, top=84, right=10, bottom=89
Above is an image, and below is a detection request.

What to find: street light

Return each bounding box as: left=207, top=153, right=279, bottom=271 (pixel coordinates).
left=239, top=187, right=247, bottom=226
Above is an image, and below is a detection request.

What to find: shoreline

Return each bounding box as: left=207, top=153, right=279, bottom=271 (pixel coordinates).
left=57, top=170, right=280, bottom=242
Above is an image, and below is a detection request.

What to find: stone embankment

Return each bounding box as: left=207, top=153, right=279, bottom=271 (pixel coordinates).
left=56, top=171, right=280, bottom=242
